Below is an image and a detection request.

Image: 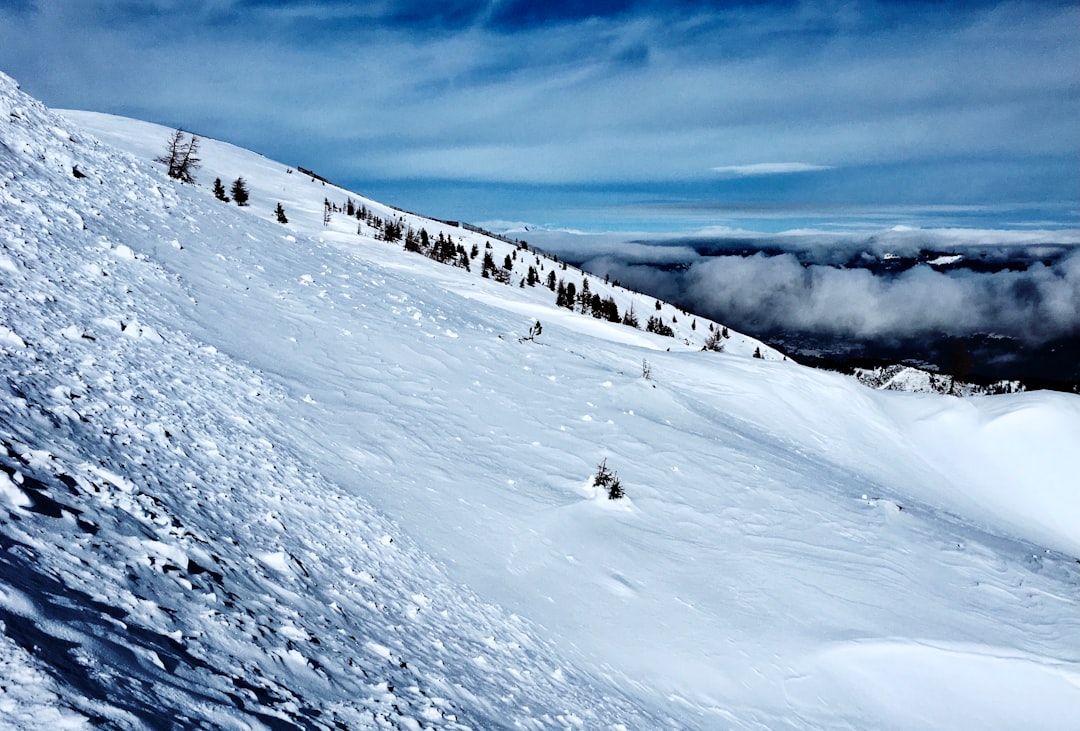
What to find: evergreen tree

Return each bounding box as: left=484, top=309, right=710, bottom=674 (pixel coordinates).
left=156, top=130, right=201, bottom=184
left=212, top=177, right=229, bottom=202
left=382, top=219, right=402, bottom=242
left=274, top=202, right=288, bottom=224
left=546, top=270, right=557, bottom=291
left=563, top=282, right=577, bottom=310
left=607, top=474, right=624, bottom=500
left=605, top=297, right=621, bottom=323
left=230, top=177, right=249, bottom=206
left=646, top=316, right=674, bottom=337
left=590, top=293, right=603, bottom=318
left=578, top=278, right=591, bottom=313
left=437, top=234, right=456, bottom=263
left=593, top=459, right=625, bottom=500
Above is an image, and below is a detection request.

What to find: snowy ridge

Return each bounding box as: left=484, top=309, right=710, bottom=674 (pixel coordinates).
left=2, top=70, right=1080, bottom=729
left=851, top=364, right=1024, bottom=396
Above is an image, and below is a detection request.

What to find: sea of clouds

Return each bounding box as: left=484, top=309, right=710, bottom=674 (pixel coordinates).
left=525, top=227, right=1080, bottom=350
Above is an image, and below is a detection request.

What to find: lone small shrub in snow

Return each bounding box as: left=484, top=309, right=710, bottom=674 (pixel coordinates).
left=518, top=321, right=542, bottom=343
left=274, top=202, right=288, bottom=224
left=593, top=459, right=625, bottom=500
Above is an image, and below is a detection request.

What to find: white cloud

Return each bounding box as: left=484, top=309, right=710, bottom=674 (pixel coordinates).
left=711, top=162, right=835, bottom=177
left=586, top=240, right=1080, bottom=346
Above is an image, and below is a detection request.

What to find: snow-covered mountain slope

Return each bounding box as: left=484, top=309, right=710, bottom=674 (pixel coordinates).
left=2, top=70, right=1079, bottom=729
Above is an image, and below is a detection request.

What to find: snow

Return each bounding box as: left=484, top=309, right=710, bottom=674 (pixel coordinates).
left=927, top=254, right=964, bottom=266
left=0, top=70, right=1077, bottom=729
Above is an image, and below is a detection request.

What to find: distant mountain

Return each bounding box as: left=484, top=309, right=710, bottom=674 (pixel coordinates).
left=2, top=71, right=1078, bottom=729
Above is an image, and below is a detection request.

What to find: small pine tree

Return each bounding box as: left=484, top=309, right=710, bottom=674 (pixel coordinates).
left=212, top=177, right=229, bottom=202
left=156, top=129, right=201, bottom=183
left=230, top=177, right=250, bottom=206
left=753, top=347, right=763, bottom=359
left=593, top=459, right=625, bottom=500
left=607, top=474, right=624, bottom=500
left=274, top=202, right=288, bottom=224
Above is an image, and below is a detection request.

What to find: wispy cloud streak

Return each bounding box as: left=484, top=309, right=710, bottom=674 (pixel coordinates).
left=712, top=163, right=834, bottom=177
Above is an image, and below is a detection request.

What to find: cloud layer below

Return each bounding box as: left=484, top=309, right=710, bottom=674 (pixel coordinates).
left=534, top=227, right=1080, bottom=349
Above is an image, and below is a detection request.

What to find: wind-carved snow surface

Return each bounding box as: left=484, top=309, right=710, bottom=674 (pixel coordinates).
left=0, top=71, right=1078, bottom=729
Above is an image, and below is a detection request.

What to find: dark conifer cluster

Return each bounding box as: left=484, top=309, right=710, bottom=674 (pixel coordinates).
left=174, top=145, right=688, bottom=343
left=593, top=459, right=625, bottom=500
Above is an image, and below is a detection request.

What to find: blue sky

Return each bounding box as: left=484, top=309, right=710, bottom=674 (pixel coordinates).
left=1, top=0, right=1077, bottom=234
